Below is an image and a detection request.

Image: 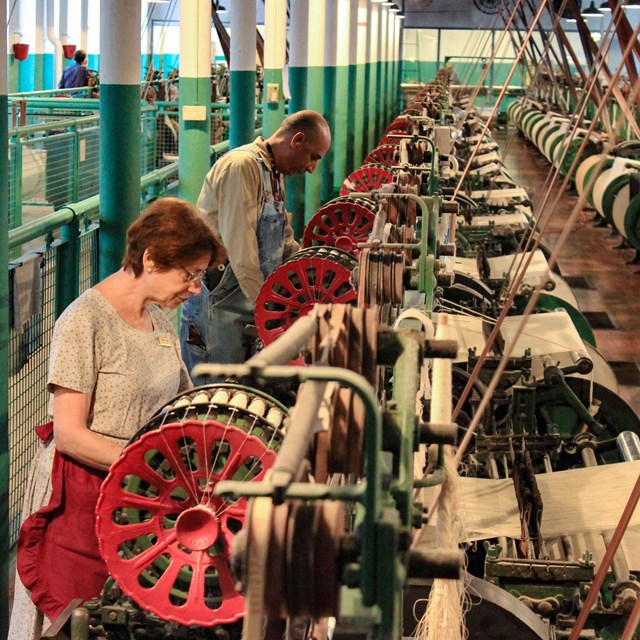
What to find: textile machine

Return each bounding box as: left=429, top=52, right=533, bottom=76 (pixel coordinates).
left=51, top=72, right=640, bottom=640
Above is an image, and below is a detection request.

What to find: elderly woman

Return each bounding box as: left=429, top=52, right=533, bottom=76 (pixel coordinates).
left=10, top=197, right=220, bottom=638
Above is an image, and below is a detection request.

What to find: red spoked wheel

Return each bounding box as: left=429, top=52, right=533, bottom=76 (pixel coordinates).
left=255, top=248, right=358, bottom=346
left=363, top=145, right=399, bottom=167
left=302, top=198, right=376, bottom=254
left=340, top=164, right=395, bottom=196
left=382, top=118, right=411, bottom=137
left=96, top=420, right=277, bottom=626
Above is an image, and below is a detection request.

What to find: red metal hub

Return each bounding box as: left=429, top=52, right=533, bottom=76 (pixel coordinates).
left=175, top=506, right=219, bottom=551
left=96, top=420, right=277, bottom=626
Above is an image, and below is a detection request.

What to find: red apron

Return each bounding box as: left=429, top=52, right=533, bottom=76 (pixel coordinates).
left=17, top=422, right=109, bottom=621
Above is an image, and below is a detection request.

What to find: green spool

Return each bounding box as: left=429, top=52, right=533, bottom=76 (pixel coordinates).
left=624, top=195, right=640, bottom=251
left=601, top=172, right=630, bottom=226
left=583, top=158, right=614, bottom=209
left=559, top=138, right=584, bottom=179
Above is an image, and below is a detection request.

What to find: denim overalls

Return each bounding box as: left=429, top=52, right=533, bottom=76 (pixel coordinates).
left=180, top=148, right=286, bottom=372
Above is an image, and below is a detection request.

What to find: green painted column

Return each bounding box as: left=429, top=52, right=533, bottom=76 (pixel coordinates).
left=353, top=0, right=370, bottom=168
left=322, top=0, right=338, bottom=202
left=346, top=0, right=359, bottom=175
left=367, top=2, right=379, bottom=152
left=305, top=0, right=326, bottom=221
left=263, top=0, right=287, bottom=137
left=287, top=0, right=310, bottom=238
left=333, top=0, right=355, bottom=192
left=8, top=58, right=19, bottom=95
left=396, top=13, right=405, bottom=113
left=99, top=0, right=141, bottom=280
left=386, top=10, right=394, bottom=123
left=387, top=9, right=398, bottom=122
left=389, top=10, right=398, bottom=123
left=230, top=0, right=256, bottom=149
left=378, top=5, right=388, bottom=135
left=0, top=0, right=9, bottom=633
left=35, top=2, right=46, bottom=90
left=178, top=0, right=212, bottom=204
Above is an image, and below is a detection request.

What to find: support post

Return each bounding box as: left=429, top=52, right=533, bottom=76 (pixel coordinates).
left=287, top=0, right=310, bottom=238
left=368, top=3, right=380, bottom=151
left=305, top=0, right=327, bottom=221
left=355, top=0, right=371, bottom=166
left=99, top=0, right=141, bottom=279
left=178, top=0, right=212, bottom=203
left=322, top=0, right=339, bottom=202
left=230, top=0, right=256, bottom=149
left=333, top=0, right=355, bottom=193
left=346, top=0, right=359, bottom=174
left=263, top=0, right=287, bottom=137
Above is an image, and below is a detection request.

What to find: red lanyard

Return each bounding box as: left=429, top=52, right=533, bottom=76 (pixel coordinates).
left=265, top=143, right=283, bottom=202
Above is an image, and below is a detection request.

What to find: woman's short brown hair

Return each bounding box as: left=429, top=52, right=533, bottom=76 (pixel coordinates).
left=122, top=197, right=219, bottom=276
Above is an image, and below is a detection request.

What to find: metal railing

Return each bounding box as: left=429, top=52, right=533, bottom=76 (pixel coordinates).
left=6, top=99, right=240, bottom=236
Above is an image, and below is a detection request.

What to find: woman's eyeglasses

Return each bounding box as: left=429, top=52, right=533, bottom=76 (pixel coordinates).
left=180, top=266, right=206, bottom=283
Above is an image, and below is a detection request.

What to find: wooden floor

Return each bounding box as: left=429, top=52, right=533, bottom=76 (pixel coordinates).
left=498, top=129, right=640, bottom=416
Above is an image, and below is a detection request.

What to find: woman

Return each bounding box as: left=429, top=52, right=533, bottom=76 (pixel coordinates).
left=9, top=197, right=220, bottom=639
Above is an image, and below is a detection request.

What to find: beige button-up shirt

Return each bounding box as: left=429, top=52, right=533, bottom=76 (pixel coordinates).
left=197, top=137, right=300, bottom=304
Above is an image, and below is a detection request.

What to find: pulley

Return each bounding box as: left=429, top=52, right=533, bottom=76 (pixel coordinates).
left=307, top=304, right=380, bottom=479
left=357, top=247, right=405, bottom=307
left=236, top=498, right=345, bottom=626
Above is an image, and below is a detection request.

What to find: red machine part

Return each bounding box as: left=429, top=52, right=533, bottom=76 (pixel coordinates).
left=96, top=420, right=277, bottom=626
left=340, top=164, right=395, bottom=196
left=382, top=118, right=411, bottom=137
left=255, top=248, right=358, bottom=346
left=302, top=198, right=376, bottom=254
left=363, top=144, right=399, bottom=166
left=379, top=128, right=411, bottom=146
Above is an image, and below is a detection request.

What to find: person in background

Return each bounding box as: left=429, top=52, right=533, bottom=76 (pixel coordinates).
left=180, top=109, right=331, bottom=370
left=58, top=49, right=94, bottom=89
left=9, top=197, right=220, bottom=640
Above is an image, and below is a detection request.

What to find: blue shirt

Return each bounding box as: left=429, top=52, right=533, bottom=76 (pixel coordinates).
left=58, top=62, right=91, bottom=89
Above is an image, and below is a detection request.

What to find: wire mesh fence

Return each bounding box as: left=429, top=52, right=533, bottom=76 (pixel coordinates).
left=8, top=108, right=160, bottom=231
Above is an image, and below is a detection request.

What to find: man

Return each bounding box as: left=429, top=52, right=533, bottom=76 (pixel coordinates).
left=180, top=109, right=331, bottom=369
left=58, top=49, right=93, bottom=89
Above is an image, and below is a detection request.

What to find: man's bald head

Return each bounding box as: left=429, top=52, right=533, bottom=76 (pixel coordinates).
left=267, top=110, right=332, bottom=176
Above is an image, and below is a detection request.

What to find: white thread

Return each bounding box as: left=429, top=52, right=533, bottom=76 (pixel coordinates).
left=414, top=315, right=468, bottom=640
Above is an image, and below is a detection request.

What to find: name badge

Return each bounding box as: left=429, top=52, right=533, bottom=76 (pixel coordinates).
left=156, top=335, right=173, bottom=347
